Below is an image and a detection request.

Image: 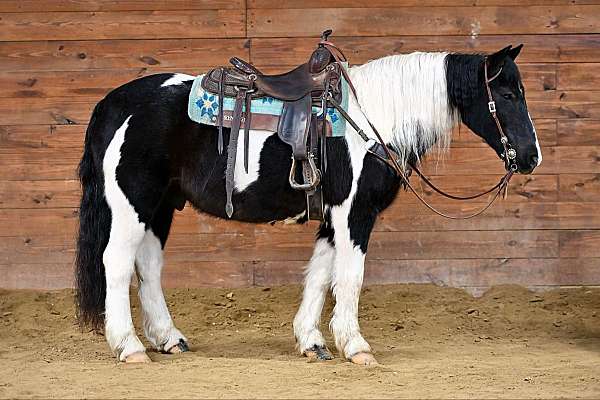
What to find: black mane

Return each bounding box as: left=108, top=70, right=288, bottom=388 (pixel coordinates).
left=445, top=53, right=485, bottom=113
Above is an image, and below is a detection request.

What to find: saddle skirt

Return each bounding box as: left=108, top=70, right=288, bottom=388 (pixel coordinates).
left=187, top=69, right=349, bottom=137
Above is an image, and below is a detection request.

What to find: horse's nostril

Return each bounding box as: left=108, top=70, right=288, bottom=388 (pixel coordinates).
left=530, top=155, right=538, bottom=166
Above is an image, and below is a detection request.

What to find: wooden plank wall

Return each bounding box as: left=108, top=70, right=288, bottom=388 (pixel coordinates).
left=1, top=1, right=599, bottom=293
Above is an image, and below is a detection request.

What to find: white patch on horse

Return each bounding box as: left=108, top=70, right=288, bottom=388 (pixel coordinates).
left=328, top=133, right=372, bottom=358
left=233, top=129, right=274, bottom=192
left=136, top=230, right=187, bottom=352
left=293, top=237, right=335, bottom=352
left=102, top=115, right=147, bottom=360
left=348, top=53, right=458, bottom=166
left=528, top=112, right=542, bottom=166
left=160, top=73, right=195, bottom=88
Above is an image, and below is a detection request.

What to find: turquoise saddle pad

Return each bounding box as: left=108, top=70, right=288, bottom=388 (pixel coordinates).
left=187, top=68, right=349, bottom=137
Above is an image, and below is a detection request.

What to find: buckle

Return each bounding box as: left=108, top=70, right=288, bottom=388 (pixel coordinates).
left=488, top=101, right=496, bottom=113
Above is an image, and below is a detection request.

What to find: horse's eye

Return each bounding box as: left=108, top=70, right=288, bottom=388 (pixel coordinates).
left=502, top=93, right=514, bottom=100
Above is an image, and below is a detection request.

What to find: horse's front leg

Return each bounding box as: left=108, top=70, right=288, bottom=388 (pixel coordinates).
left=293, top=235, right=335, bottom=360
left=329, top=206, right=377, bottom=365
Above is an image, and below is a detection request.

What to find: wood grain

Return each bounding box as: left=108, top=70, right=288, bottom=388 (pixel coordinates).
left=0, top=97, right=95, bottom=125
left=560, top=230, right=600, bottom=257
left=248, top=6, right=600, bottom=37
left=5, top=256, right=598, bottom=290
left=0, top=39, right=249, bottom=72
left=559, top=174, right=600, bottom=202
left=0, top=10, right=245, bottom=41
left=558, top=63, right=600, bottom=90
left=250, top=257, right=600, bottom=288
left=249, top=0, right=600, bottom=8
left=0, top=1, right=245, bottom=12
left=527, top=90, right=600, bottom=119
left=556, top=119, right=600, bottom=146
left=0, top=69, right=198, bottom=98
left=0, top=229, right=559, bottom=265
left=0, top=180, right=80, bottom=209
left=0, top=125, right=85, bottom=150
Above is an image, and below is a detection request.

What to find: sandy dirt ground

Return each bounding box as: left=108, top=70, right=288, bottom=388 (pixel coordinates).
left=0, top=284, right=599, bottom=399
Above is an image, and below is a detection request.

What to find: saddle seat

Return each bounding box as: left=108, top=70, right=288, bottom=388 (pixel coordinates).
left=202, top=49, right=341, bottom=103
left=228, top=46, right=338, bottom=101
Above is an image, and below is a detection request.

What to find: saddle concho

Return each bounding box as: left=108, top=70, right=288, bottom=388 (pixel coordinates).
left=187, top=30, right=350, bottom=221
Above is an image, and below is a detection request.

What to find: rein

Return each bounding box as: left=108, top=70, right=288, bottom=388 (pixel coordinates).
left=324, top=43, right=516, bottom=220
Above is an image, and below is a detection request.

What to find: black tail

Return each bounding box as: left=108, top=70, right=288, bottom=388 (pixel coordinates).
left=75, top=104, right=111, bottom=330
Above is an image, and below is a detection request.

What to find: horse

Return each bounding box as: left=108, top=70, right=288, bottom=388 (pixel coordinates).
left=75, top=44, right=541, bottom=365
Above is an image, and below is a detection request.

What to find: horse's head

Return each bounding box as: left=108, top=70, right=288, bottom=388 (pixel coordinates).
left=450, top=46, right=541, bottom=174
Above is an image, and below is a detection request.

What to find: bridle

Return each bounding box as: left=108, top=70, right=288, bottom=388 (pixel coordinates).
left=484, top=58, right=519, bottom=174
left=324, top=43, right=518, bottom=220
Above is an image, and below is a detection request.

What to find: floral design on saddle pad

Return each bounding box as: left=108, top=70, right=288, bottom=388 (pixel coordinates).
left=187, top=73, right=348, bottom=137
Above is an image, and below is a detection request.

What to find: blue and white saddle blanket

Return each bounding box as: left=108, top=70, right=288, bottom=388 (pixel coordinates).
left=187, top=68, right=349, bottom=137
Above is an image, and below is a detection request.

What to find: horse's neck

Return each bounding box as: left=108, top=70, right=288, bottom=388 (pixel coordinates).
left=347, top=55, right=458, bottom=164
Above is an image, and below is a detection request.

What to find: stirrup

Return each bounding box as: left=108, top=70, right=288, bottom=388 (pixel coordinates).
left=289, top=155, right=321, bottom=191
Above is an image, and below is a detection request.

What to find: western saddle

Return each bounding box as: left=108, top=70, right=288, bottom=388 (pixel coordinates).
left=201, top=30, right=347, bottom=220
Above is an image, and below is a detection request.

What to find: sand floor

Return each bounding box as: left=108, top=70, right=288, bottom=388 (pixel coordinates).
left=0, top=284, right=599, bottom=399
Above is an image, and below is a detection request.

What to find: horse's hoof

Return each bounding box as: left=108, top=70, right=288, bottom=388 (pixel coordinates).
left=349, top=352, right=378, bottom=366
left=124, top=351, right=151, bottom=363
left=304, top=345, right=334, bottom=361
left=167, top=339, right=189, bottom=354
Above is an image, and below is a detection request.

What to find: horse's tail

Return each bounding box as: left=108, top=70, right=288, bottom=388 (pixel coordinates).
left=75, top=101, right=110, bottom=330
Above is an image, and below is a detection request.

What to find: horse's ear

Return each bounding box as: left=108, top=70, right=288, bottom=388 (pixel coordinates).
left=487, top=46, right=512, bottom=74
left=508, top=44, right=523, bottom=60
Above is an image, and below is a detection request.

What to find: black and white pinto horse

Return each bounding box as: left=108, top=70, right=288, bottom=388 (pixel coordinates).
left=76, top=45, right=541, bottom=364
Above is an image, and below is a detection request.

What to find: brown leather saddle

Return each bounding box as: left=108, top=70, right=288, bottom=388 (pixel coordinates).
left=201, top=29, right=346, bottom=220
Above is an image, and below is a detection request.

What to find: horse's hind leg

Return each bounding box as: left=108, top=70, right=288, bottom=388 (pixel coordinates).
left=293, top=220, right=335, bottom=360
left=102, top=118, right=148, bottom=362
left=103, top=216, right=147, bottom=362
left=135, top=204, right=188, bottom=354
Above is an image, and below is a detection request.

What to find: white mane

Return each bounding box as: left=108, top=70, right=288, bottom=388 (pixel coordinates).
left=347, top=52, right=459, bottom=165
